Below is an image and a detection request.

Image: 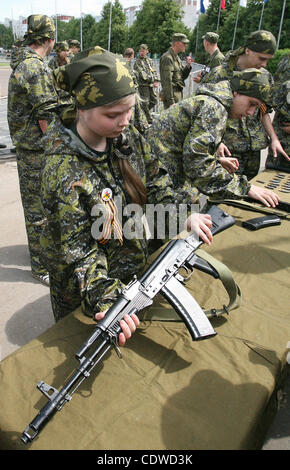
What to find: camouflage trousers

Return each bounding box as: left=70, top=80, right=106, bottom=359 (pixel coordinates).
left=49, top=268, right=82, bottom=322
left=138, top=85, right=158, bottom=124
left=16, top=149, right=48, bottom=276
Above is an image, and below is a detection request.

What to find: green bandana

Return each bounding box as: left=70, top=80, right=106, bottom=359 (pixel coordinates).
left=55, top=41, right=69, bottom=53
left=23, top=14, right=55, bottom=45
left=245, top=30, right=276, bottom=55
left=55, top=46, right=135, bottom=109
left=230, top=68, right=272, bottom=106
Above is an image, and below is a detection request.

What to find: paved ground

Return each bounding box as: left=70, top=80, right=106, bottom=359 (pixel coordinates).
left=0, top=64, right=289, bottom=450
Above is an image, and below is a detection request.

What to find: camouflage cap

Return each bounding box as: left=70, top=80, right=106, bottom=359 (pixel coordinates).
left=202, top=32, right=219, bottom=44
left=68, top=39, right=81, bottom=48
left=172, top=33, right=189, bottom=44
left=23, top=14, right=55, bottom=45
left=55, top=46, right=135, bottom=109
left=245, top=30, right=276, bottom=55
left=13, top=38, right=24, bottom=47
left=55, top=41, right=69, bottom=52
left=139, top=44, right=148, bottom=50
left=230, top=68, right=272, bottom=106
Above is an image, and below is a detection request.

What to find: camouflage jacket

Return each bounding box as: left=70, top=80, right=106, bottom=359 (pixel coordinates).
left=203, top=48, right=274, bottom=100
left=8, top=46, right=60, bottom=152
left=273, top=54, right=290, bottom=108
left=133, top=56, right=159, bottom=87
left=208, top=48, right=225, bottom=69
left=40, top=120, right=176, bottom=316
left=160, top=47, right=191, bottom=105
left=272, top=80, right=290, bottom=147
left=201, top=48, right=274, bottom=152
left=266, top=78, right=290, bottom=170
left=148, top=80, right=251, bottom=201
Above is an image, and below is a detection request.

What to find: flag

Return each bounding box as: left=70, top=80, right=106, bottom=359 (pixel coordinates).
left=239, top=0, right=247, bottom=6
left=221, top=0, right=226, bottom=10
left=200, top=0, right=205, bottom=13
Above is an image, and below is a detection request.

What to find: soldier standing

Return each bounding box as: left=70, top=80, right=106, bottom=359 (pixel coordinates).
left=203, top=30, right=289, bottom=179
left=133, top=44, right=159, bottom=124
left=48, top=41, right=70, bottom=69
left=193, top=32, right=225, bottom=84
left=160, top=33, right=192, bottom=109
left=124, top=47, right=138, bottom=87
left=7, top=14, right=61, bottom=286
left=68, top=39, right=81, bottom=60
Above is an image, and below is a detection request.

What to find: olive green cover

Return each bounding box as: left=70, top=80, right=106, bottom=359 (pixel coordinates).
left=0, top=203, right=289, bottom=450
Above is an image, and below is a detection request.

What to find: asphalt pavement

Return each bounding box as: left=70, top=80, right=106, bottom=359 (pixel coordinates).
left=0, top=63, right=289, bottom=450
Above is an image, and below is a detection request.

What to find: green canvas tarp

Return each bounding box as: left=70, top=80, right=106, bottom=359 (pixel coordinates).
left=0, top=201, right=289, bottom=450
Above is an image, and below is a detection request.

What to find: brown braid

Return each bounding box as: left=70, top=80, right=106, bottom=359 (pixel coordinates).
left=114, top=134, right=147, bottom=206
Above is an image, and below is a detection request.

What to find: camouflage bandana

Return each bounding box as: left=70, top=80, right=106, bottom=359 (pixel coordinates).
left=55, top=41, right=69, bottom=53
left=55, top=46, right=135, bottom=109
left=23, top=14, right=55, bottom=45
left=230, top=68, right=272, bottom=106
left=68, top=39, right=80, bottom=48
left=245, top=30, right=276, bottom=55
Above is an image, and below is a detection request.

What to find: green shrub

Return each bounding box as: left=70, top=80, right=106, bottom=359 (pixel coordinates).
left=267, top=49, right=290, bottom=75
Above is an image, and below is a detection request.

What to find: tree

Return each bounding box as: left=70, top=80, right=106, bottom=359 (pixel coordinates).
left=82, top=15, right=99, bottom=50
left=191, top=0, right=289, bottom=64
left=0, top=23, right=14, bottom=49
left=62, top=18, right=82, bottom=43
left=128, top=0, right=189, bottom=56
left=92, top=1, right=127, bottom=53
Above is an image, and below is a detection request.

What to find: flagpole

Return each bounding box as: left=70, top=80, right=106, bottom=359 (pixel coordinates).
left=195, top=13, right=200, bottom=55
left=258, top=0, right=265, bottom=29
left=108, top=0, right=113, bottom=51
left=276, top=0, right=286, bottom=50
left=55, top=0, right=58, bottom=43
left=232, top=4, right=240, bottom=49
left=217, top=2, right=221, bottom=31
left=80, top=0, right=83, bottom=51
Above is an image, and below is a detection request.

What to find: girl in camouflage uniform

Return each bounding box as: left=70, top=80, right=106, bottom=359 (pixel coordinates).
left=148, top=69, right=280, bottom=208
left=40, top=47, right=213, bottom=346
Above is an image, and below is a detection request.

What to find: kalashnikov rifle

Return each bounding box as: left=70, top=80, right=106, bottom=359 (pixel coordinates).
left=21, top=205, right=235, bottom=444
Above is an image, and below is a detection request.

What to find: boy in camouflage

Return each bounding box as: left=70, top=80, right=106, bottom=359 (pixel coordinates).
left=148, top=68, right=280, bottom=208
left=7, top=14, right=60, bottom=286
left=203, top=30, right=289, bottom=179
left=133, top=44, right=159, bottom=124
left=40, top=47, right=213, bottom=339
left=48, top=41, right=70, bottom=69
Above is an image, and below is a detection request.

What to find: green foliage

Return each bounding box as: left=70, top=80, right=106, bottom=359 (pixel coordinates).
left=91, top=1, right=127, bottom=53
left=128, top=0, right=189, bottom=55
left=0, top=23, right=14, bottom=49
left=267, top=49, right=290, bottom=75
left=0, top=0, right=287, bottom=58
left=191, top=0, right=289, bottom=63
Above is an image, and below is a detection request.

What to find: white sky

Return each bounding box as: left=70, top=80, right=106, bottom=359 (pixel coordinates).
left=0, top=0, right=143, bottom=23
